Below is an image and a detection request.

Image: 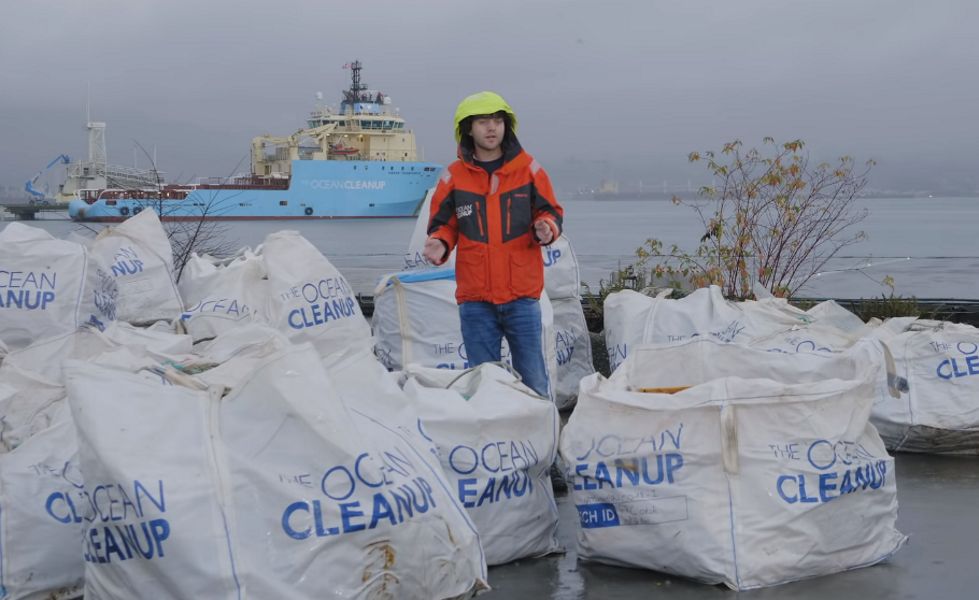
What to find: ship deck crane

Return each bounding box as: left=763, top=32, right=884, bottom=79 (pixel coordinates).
left=25, top=154, right=70, bottom=204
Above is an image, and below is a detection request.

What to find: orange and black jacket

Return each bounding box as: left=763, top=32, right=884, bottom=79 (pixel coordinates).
left=427, top=139, right=564, bottom=304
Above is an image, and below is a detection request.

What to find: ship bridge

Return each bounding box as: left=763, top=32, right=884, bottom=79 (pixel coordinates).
left=251, top=60, right=420, bottom=178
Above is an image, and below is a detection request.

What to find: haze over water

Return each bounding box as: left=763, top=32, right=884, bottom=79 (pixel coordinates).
left=19, top=196, right=978, bottom=299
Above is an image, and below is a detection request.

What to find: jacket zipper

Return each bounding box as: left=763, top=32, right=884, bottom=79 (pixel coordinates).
left=475, top=201, right=485, bottom=238
left=506, top=197, right=512, bottom=236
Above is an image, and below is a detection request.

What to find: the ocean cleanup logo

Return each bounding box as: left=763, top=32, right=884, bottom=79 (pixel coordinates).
left=556, top=328, right=577, bottom=366
left=432, top=339, right=511, bottom=369
left=445, top=439, right=539, bottom=508
left=110, top=246, right=144, bottom=277
left=280, top=445, right=437, bottom=540
left=281, top=276, right=358, bottom=330
left=93, top=267, right=119, bottom=323
left=0, top=268, right=57, bottom=310
left=181, top=297, right=252, bottom=321
left=934, top=341, right=979, bottom=380
left=46, top=479, right=171, bottom=563
left=542, top=246, right=562, bottom=267
left=571, top=427, right=685, bottom=493
left=772, top=439, right=887, bottom=504
left=302, top=179, right=387, bottom=191
left=608, top=343, right=628, bottom=372
left=570, top=425, right=686, bottom=529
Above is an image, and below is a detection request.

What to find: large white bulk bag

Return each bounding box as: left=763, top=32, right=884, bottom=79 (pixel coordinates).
left=747, top=301, right=879, bottom=354
left=0, top=321, right=192, bottom=384
left=551, top=296, right=594, bottom=410
left=222, top=345, right=487, bottom=598
left=400, top=364, right=561, bottom=565
left=88, top=208, right=183, bottom=324
left=603, top=286, right=811, bottom=372
left=64, top=362, right=243, bottom=600
left=560, top=338, right=907, bottom=590
left=64, top=343, right=487, bottom=599
left=372, top=269, right=465, bottom=370
left=193, top=325, right=293, bottom=390
left=542, top=235, right=581, bottom=300
left=261, top=231, right=372, bottom=354
left=0, top=403, right=86, bottom=600
left=177, top=250, right=271, bottom=342
left=871, top=320, right=979, bottom=454
left=803, top=299, right=866, bottom=332
left=0, top=222, right=117, bottom=351
left=372, top=268, right=558, bottom=402
left=0, top=364, right=65, bottom=452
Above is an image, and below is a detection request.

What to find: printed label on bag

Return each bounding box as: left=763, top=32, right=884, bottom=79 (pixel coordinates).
left=0, top=268, right=57, bottom=310
left=934, top=342, right=979, bottom=380
left=578, top=495, right=688, bottom=528
left=48, top=479, right=172, bottom=564
left=570, top=425, right=688, bottom=528
left=280, top=444, right=438, bottom=541
left=770, top=438, right=890, bottom=504
left=280, top=276, right=360, bottom=330
left=556, top=328, right=578, bottom=366
left=109, top=246, right=145, bottom=278
left=180, top=297, right=252, bottom=321
left=446, top=439, right=540, bottom=508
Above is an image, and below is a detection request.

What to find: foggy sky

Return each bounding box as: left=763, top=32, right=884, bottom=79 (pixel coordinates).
left=2, top=0, right=977, bottom=195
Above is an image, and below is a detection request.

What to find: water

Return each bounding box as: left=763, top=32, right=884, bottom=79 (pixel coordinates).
left=481, top=454, right=979, bottom=600
left=12, top=196, right=979, bottom=299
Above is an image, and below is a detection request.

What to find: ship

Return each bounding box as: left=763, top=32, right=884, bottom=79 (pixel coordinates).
left=68, top=61, right=441, bottom=222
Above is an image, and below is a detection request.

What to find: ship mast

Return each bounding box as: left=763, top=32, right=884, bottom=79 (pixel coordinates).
left=344, top=60, right=369, bottom=104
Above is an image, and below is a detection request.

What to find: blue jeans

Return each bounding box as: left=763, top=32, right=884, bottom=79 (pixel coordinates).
left=459, top=298, right=550, bottom=398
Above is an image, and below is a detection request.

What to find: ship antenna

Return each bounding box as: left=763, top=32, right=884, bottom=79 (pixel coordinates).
left=350, top=60, right=366, bottom=101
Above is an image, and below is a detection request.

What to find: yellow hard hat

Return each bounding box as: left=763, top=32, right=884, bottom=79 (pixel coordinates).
left=453, top=91, right=518, bottom=143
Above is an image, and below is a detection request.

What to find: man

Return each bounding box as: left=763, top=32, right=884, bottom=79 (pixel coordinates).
left=422, top=91, right=564, bottom=398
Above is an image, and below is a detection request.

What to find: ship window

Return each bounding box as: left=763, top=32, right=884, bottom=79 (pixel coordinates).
left=279, top=200, right=288, bottom=206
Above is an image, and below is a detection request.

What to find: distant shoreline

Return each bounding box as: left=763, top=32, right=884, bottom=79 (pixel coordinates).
left=565, top=192, right=979, bottom=201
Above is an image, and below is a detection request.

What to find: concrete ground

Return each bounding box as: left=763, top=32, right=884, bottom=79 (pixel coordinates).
left=484, top=454, right=979, bottom=599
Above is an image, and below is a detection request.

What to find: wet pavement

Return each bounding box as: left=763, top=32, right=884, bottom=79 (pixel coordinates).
left=483, top=454, right=979, bottom=599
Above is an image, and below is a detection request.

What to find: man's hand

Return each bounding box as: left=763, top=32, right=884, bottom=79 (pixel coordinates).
left=534, top=219, right=554, bottom=245
left=423, top=236, right=447, bottom=264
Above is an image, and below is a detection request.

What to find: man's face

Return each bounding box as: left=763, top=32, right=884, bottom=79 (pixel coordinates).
left=469, top=115, right=505, bottom=153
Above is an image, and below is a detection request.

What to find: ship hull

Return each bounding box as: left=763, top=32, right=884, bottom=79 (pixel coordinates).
left=68, top=160, right=441, bottom=222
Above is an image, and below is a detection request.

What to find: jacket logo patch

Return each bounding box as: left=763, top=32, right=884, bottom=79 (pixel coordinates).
left=514, top=193, right=528, bottom=199
left=456, top=204, right=474, bottom=219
